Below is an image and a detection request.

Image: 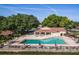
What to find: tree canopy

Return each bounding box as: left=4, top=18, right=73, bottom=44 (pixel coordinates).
left=0, top=14, right=40, bottom=32
left=42, top=14, right=75, bottom=29
left=0, top=16, right=6, bottom=20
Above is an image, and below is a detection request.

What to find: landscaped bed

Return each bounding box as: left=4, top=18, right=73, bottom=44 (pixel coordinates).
left=0, top=51, right=79, bottom=55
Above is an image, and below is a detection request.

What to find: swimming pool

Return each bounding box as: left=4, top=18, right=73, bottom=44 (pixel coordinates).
left=21, top=37, right=65, bottom=44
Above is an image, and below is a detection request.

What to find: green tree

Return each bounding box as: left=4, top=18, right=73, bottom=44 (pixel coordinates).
left=42, top=14, right=75, bottom=29
left=0, top=14, right=40, bottom=34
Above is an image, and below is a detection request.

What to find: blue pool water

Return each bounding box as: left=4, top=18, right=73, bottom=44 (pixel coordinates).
left=21, top=37, right=65, bottom=44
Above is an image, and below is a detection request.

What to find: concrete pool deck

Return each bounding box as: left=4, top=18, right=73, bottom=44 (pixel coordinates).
left=11, top=35, right=77, bottom=46
left=58, top=36, right=76, bottom=45
left=2, top=35, right=79, bottom=52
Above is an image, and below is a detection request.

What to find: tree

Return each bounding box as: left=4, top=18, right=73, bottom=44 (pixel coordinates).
left=74, top=22, right=79, bottom=28
left=42, top=14, right=75, bottom=29
left=0, top=16, right=6, bottom=20
left=0, top=14, right=40, bottom=34
left=0, top=16, right=7, bottom=30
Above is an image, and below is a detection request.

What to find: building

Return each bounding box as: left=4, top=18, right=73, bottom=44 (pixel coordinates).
left=34, top=27, right=66, bottom=36
left=76, top=26, right=79, bottom=29
left=68, top=26, right=79, bottom=32
left=0, top=30, right=13, bottom=36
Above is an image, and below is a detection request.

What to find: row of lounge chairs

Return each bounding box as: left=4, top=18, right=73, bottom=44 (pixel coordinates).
left=1, top=44, right=79, bottom=52
left=8, top=45, right=79, bottom=49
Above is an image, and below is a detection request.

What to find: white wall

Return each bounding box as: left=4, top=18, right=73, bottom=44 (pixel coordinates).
left=51, top=33, right=60, bottom=36
left=51, top=31, right=66, bottom=36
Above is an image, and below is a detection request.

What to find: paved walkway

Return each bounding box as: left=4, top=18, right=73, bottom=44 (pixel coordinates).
left=60, top=36, right=76, bottom=45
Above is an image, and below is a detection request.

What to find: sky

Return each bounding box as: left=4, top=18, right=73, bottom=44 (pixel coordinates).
left=0, top=4, right=79, bottom=22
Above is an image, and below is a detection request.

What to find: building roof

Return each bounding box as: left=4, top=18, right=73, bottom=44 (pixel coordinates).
left=0, top=30, right=13, bottom=36
left=76, top=26, right=79, bottom=29
left=70, top=29, right=79, bottom=31
left=40, top=27, right=51, bottom=30
left=35, top=27, right=66, bottom=33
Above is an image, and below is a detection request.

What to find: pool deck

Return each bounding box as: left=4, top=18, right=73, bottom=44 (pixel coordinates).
left=11, top=35, right=77, bottom=46
left=14, top=35, right=55, bottom=42
left=58, top=36, right=76, bottom=45
left=2, top=35, right=79, bottom=52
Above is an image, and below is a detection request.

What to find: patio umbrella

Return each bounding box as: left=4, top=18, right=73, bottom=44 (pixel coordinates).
left=39, top=41, right=41, bottom=45
left=55, top=41, right=57, bottom=46
left=55, top=41, right=58, bottom=50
